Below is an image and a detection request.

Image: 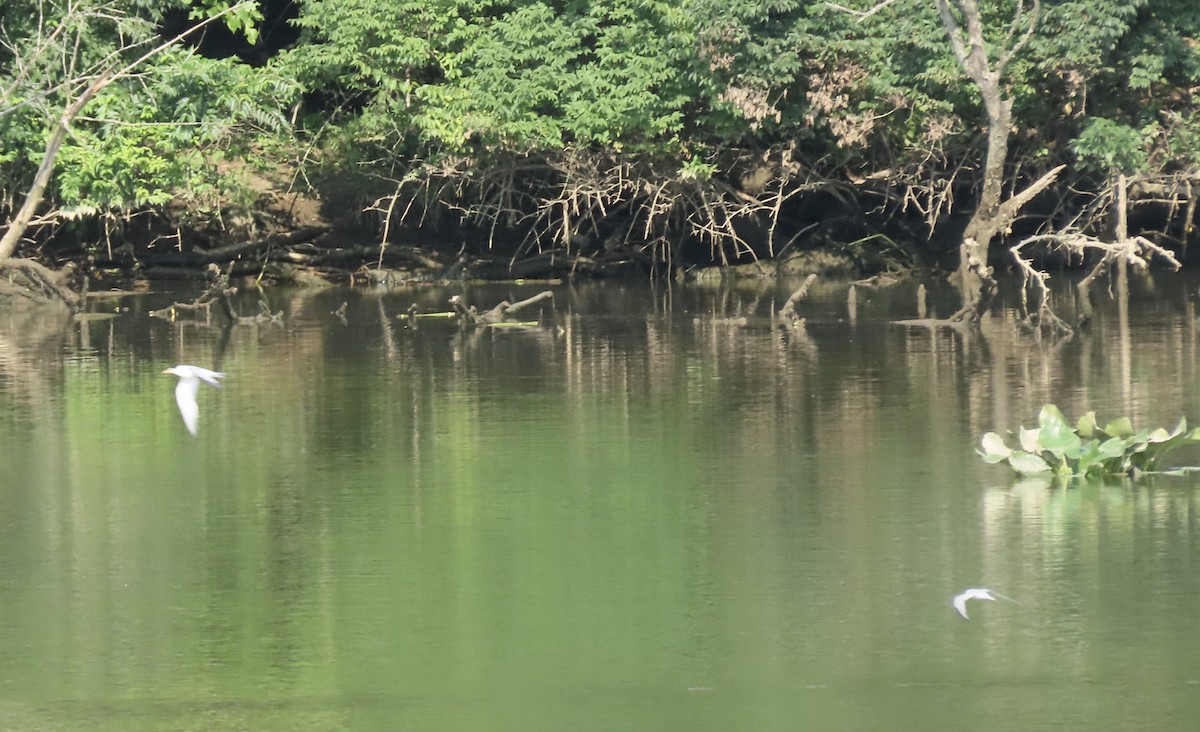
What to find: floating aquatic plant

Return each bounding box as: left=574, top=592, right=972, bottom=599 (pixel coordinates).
left=979, top=404, right=1200, bottom=477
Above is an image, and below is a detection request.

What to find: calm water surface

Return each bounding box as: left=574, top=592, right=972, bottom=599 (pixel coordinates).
left=2, top=274, right=1200, bottom=730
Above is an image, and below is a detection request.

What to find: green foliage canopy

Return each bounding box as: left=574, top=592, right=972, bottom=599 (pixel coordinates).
left=281, top=0, right=1200, bottom=174
left=285, top=0, right=701, bottom=155
left=3, top=0, right=1200, bottom=253
left=0, top=0, right=297, bottom=232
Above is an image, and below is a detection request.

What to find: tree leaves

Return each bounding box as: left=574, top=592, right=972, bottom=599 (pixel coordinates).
left=284, top=0, right=698, bottom=155
left=5, top=0, right=1200, bottom=252
left=1, top=0, right=300, bottom=224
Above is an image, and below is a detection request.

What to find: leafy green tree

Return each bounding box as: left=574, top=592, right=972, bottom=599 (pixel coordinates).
left=285, top=0, right=700, bottom=154
left=0, top=0, right=296, bottom=261
left=4, top=0, right=1200, bottom=284
left=684, top=0, right=1199, bottom=268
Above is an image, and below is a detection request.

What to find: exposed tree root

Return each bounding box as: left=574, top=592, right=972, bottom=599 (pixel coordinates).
left=0, top=259, right=84, bottom=308
left=367, top=147, right=842, bottom=269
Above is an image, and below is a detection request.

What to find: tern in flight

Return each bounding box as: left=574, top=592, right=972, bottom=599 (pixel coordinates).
left=952, top=588, right=1019, bottom=620
left=163, top=365, right=225, bottom=437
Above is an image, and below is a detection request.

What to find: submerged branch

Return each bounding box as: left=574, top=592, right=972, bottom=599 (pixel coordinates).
left=448, top=291, right=554, bottom=326
left=1011, top=230, right=1181, bottom=336
left=777, top=274, right=818, bottom=329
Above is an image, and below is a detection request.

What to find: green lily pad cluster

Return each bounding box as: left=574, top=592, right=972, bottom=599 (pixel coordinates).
left=979, top=404, right=1200, bottom=477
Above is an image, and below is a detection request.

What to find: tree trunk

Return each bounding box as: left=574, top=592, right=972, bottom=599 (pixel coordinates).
left=1, top=3, right=250, bottom=262
left=0, top=78, right=106, bottom=261
left=961, top=95, right=1012, bottom=257
left=954, top=93, right=1012, bottom=305
left=935, top=0, right=1042, bottom=321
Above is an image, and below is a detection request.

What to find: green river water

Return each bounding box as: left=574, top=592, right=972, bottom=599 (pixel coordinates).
left=1, top=275, right=1200, bottom=730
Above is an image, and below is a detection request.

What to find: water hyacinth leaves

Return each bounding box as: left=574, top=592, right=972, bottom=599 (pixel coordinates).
left=979, top=404, right=1200, bottom=478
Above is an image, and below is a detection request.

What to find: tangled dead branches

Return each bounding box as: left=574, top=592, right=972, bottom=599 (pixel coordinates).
left=1010, top=231, right=1181, bottom=337
left=366, top=146, right=843, bottom=268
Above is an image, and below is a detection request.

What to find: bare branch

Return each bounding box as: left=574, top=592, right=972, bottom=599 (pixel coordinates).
left=996, top=164, right=1066, bottom=221
left=1010, top=230, right=1181, bottom=337
left=996, top=0, right=1040, bottom=73
left=778, top=274, right=818, bottom=328
left=824, top=0, right=902, bottom=21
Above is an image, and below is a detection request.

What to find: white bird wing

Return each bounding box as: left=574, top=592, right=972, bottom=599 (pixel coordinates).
left=173, top=365, right=225, bottom=387
left=174, top=377, right=201, bottom=437
left=986, top=590, right=1019, bottom=604
left=952, top=588, right=1018, bottom=620
left=193, top=368, right=225, bottom=387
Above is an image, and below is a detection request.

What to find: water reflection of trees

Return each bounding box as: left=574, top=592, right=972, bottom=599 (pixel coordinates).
left=6, top=274, right=1200, bottom=708
left=0, top=307, right=74, bottom=419
left=10, top=275, right=1200, bottom=504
